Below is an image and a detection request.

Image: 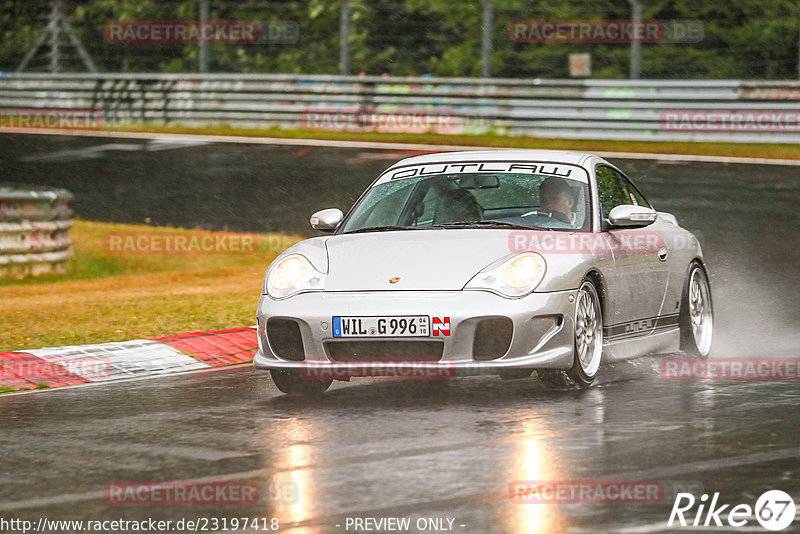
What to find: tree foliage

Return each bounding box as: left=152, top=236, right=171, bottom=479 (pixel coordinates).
left=1, top=0, right=798, bottom=79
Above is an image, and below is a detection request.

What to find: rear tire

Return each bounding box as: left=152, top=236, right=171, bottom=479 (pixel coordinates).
left=270, top=369, right=332, bottom=396
left=566, top=279, right=603, bottom=388
left=679, top=262, right=713, bottom=358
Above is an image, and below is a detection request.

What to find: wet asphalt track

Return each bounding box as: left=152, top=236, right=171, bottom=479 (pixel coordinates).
left=1, top=133, right=799, bottom=533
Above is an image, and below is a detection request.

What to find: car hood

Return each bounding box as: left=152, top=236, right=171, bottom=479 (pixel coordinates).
left=323, top=229, right=518, bottom=291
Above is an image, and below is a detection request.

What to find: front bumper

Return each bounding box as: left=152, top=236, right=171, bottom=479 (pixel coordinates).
left=254, top=289, right=577, bottom=377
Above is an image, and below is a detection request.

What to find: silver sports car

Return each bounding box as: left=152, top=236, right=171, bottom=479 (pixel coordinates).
left=254, top=150, right=713, bottom=394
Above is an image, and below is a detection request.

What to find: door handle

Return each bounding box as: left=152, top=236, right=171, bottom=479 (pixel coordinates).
left=658, top=247, right=668, bottom=262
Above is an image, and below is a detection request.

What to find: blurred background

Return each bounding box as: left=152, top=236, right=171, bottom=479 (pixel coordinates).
left=1, top=0, right=799, bottom=79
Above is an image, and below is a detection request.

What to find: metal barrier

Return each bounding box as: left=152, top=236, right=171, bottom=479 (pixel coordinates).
left=0, top=184, right=73, bottom=278
left=1, top=74, right=800, bottom=143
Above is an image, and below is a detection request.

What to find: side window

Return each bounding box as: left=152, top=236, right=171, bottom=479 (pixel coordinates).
left=595, top=165, right=651, bottom=218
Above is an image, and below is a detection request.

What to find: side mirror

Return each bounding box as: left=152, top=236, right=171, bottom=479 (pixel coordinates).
left=310, top=208, right=343, bottom=232
left=657, top=211, right=678, bottom=226
left=608, top=205, right=657, bottom=227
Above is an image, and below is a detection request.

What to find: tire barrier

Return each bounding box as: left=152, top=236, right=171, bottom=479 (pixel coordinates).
left=0, top=185, right=73, bottom=278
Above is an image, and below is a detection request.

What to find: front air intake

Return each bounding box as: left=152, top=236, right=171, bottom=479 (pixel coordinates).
left=266, top=318, right=305, bottom=361
left=473, top=317, right=513, bottom=360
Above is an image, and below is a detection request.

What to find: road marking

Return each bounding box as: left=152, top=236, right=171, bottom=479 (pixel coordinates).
left=18, top=143, right=143, bottom=162
left=28, top=340, right=208, bottom=382
left=7, top=129, right=800, bottom=166
left=1, top=326, right=258, bottom=395
left=0, top=362, right=251, bottom=398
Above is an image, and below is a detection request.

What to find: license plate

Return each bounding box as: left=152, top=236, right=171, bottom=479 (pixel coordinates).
left=332, top=316, right=430, bottom=338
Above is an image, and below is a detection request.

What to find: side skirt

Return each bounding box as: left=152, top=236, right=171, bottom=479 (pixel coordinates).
left=602, top=327, right=680, bottom=362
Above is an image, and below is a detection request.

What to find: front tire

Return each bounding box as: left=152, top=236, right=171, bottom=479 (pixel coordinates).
left=536, top=369, right=570, bottom=388
left=679, top=262, right=713, bottom=358
left=270, top=369, right=332, bottom=396
left=566, top=279, right=604, bottom=388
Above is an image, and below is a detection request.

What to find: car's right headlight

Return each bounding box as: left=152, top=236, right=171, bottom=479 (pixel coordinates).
left=266, top=254, right=326, bottom=299
left=465, top=252, right=547, bottom=298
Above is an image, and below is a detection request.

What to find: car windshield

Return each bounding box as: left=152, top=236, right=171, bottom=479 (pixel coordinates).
left=340, top=162, right=591, bottom=233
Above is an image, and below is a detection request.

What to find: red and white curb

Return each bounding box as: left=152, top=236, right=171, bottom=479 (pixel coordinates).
left=0, top=327, right=257, bottom=393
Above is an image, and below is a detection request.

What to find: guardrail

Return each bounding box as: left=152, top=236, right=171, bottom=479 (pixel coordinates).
left=0, top=184, right=73, bottom=278
left=1, top=74, right=800, bottom=143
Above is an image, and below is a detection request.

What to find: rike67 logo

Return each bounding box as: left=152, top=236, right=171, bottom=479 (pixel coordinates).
left=669, top=490, right=796, bottom=531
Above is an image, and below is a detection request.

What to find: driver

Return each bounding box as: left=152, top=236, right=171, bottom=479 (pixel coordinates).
left=537, top=177, right=575, bottom=223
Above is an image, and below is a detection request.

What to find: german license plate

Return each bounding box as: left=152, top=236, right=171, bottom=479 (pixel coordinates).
left=332, top=316, right=430, bottom=337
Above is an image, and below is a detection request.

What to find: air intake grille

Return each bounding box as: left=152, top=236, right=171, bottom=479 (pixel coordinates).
left=473, top=317, right=513, bottom=360
left=326, top=341, right=444, bottom=362
left=267, top=318, right=305, bottom=361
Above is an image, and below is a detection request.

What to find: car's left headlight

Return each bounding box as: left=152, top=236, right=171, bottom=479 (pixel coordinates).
left=465, top=252, right=547, bottom=298
left=266, top=254, right=326, bottom=299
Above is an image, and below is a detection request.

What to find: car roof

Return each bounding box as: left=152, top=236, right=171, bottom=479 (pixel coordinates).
left=385, top=149, right=598, bottom=170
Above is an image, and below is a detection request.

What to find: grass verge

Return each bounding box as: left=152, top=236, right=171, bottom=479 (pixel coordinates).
left=111, top=123, right=800, bottom=161
left=0, top=220, right=302, bottom=351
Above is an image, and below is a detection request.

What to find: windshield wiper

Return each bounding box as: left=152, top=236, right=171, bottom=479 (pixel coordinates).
left=344, top=225, right=428, bottom=234
left=432, top=220, right=546, bottom=230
